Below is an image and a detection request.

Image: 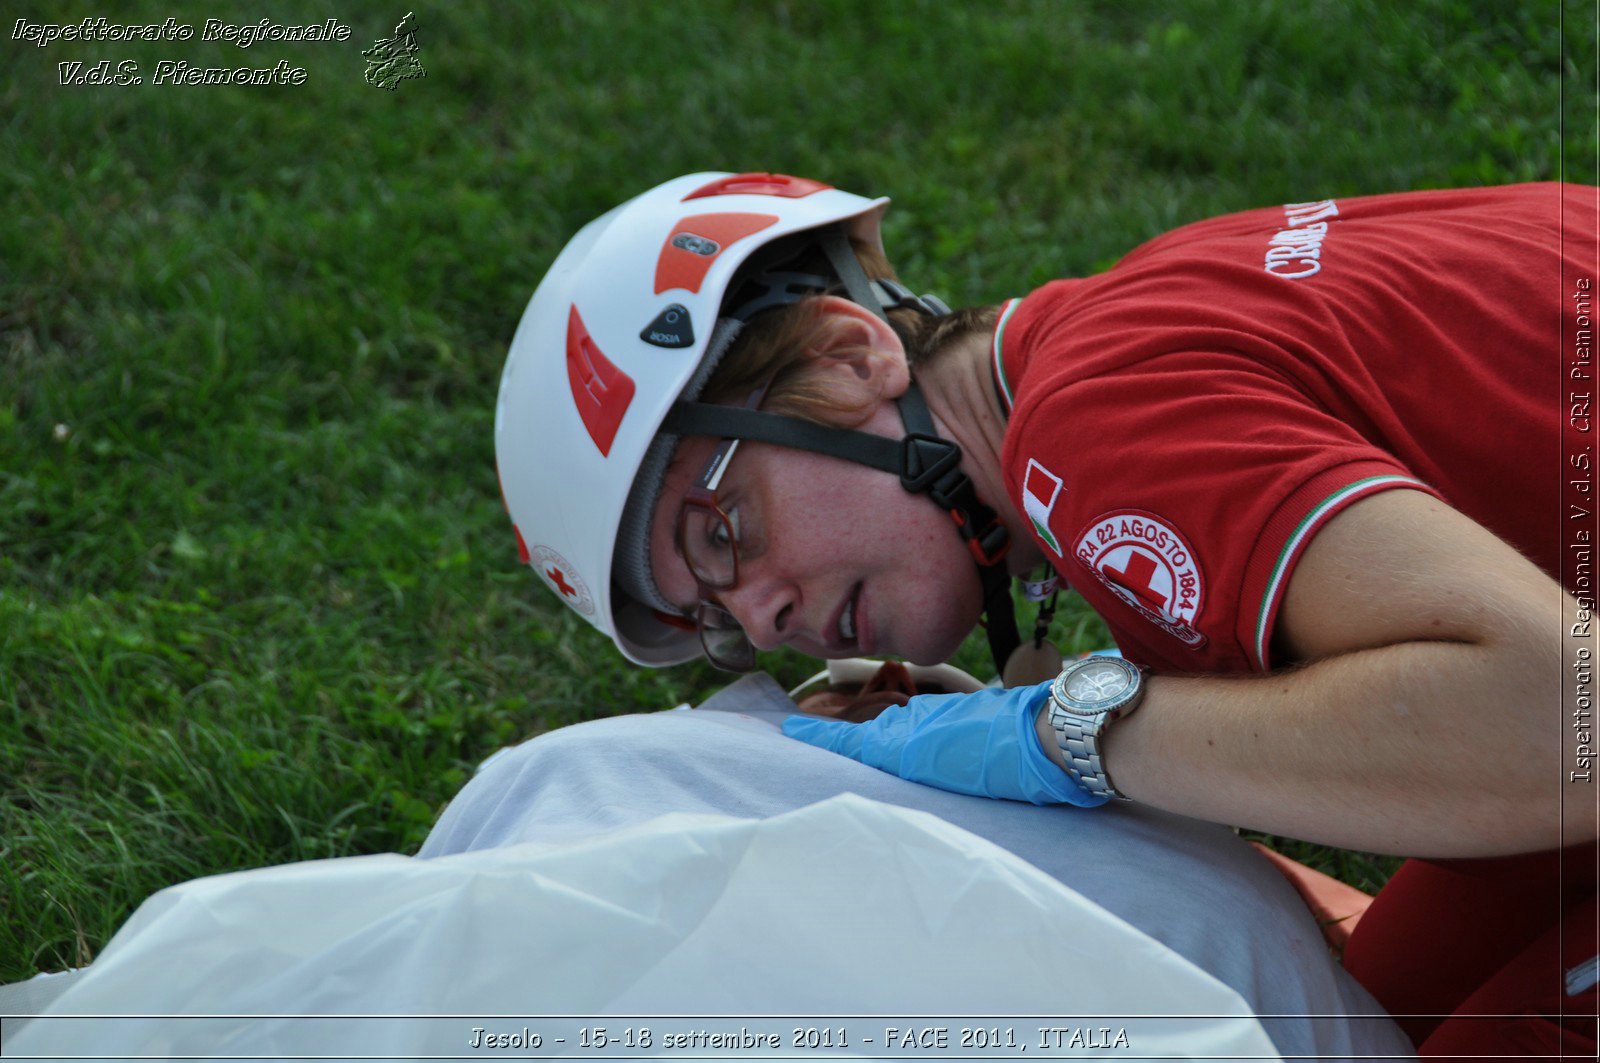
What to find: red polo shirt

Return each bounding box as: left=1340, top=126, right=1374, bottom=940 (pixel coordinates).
left=994, top=183, right=1594, bottom=673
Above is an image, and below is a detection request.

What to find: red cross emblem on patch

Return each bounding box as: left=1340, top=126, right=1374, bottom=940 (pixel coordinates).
left=1074, top=511, right=1207, bottom=647
left=1101, top=551, right=1169, bottom=613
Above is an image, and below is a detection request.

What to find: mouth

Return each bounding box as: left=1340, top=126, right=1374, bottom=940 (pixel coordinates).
left=834, top=581, right=865, bottom=652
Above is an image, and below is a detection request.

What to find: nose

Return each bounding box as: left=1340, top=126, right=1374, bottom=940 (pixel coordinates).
left=718, top=568, right=800, bottom=652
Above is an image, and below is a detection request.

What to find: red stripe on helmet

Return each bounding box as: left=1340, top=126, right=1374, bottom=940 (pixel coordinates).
left=565, top=304, right=636, bottom=456
left=653, top=212, right=780, bottom=295
left=682, top=172, right=833, bottom=201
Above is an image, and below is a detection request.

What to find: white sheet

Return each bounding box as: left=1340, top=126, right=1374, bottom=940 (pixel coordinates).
left=5, top=794, right=1280, bottom=1060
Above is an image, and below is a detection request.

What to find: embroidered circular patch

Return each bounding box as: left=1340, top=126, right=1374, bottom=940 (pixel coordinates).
left=1074, top=511, right=1207, bottom=647
left=531, top=545, right=595, bottom=616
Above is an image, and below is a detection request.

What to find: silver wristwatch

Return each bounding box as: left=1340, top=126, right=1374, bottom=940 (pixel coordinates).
left=1044, top=656, right=1149, bottom=801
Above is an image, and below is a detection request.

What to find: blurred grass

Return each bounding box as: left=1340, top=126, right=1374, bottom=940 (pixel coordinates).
left=2, top=0, right=1593, bottom=980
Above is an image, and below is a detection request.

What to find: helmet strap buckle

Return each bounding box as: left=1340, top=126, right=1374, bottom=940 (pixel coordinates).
left=899, top=433, right=963, bottom=492
left=949, top=508, right=1011, bottom=567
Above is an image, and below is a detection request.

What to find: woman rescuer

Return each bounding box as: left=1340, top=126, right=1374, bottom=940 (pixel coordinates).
left=496, top=172, right=1597, bottom=1057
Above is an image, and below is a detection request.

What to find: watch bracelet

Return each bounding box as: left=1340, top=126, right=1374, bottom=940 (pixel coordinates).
left=1047, top=704, right=1126, bottom=801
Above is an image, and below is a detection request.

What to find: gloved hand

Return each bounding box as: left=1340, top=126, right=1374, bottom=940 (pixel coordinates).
left=782, top=679, right=1108, bottom=807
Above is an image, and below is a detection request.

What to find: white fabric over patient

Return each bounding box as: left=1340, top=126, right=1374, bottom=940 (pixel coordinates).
left=421, top=673, right=1415, bottom=1061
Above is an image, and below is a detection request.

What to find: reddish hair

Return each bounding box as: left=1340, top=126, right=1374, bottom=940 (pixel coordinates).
left=702, top=238, right=999, bottom=427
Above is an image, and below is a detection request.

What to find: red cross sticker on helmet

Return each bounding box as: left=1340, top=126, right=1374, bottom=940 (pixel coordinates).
left=565, top=304, right=635, bottom=457
left=545, top=566, right=575, bottom=596
left=531, top=545, right=594, bottom=616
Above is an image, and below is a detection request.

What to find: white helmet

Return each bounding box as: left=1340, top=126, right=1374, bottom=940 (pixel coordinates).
left=495, top=172, right=901, bottom=666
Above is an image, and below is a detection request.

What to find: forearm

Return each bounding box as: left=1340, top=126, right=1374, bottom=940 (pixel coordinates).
left=1037, top=628, right=1574, bottom=858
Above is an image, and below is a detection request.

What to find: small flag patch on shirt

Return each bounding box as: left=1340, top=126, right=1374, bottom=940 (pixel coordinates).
left=1022, top=459, right=1064, bottom=556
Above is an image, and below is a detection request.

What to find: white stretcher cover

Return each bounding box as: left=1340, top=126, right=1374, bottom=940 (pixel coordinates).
left=3, top=794, right=1281, bottom=1060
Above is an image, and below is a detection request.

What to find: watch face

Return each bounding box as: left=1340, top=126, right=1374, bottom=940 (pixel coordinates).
left=1063, top=659, right=1133, bottom=705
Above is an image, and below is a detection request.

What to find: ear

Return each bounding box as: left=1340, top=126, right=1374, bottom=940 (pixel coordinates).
left=804, top=295, right=911, bottom=400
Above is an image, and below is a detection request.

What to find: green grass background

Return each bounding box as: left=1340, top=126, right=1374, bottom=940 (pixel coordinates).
left=2, top=0, right=1594, bottom=982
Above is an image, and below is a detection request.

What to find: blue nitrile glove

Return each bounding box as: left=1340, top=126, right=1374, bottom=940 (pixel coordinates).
left=782, top=680, right=1109, bottom=808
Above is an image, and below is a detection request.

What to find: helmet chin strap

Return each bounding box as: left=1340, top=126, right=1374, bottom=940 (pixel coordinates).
left=890, top=382, right=1023, bottom=674
left=664, top=218, right=1023, bottom=674
left=661, top=390, right=1021, bottom=673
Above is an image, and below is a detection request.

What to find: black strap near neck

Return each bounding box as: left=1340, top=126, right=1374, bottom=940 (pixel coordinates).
left=979, top=540, right=1021, bottom=674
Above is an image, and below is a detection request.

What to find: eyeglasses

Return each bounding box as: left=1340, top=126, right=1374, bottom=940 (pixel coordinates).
left=676, top=380, right=773, bottom=671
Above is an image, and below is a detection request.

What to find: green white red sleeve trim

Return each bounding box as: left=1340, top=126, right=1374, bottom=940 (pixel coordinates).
left=990, top=297, right=1023, bottom=415
left=1242, top=462, right=1442, bottom=671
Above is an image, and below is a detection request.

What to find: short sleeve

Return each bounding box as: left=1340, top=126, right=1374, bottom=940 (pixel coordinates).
left=1004, top=349, right=1441, bottom=673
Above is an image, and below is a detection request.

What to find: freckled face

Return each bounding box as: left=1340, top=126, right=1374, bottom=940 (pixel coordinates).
left=646, top=401, right=985, bottom=665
